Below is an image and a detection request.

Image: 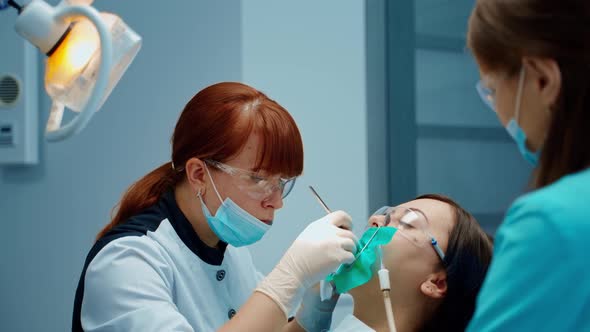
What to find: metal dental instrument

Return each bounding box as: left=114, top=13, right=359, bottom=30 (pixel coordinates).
left=309, top=185, right=338, bottom=300
left=308, top=185, right=383, bottom=266
left=308, top=186, right=332, bottom=213
left=353, top=226, right=381, bottom=261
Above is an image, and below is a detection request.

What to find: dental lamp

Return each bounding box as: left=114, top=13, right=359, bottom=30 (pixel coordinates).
left=1, top=0, right=141, bottom=142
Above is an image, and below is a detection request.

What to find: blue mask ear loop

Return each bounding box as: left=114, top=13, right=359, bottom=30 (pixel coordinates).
left=377, top=244, right=396, bottom=332
left=514, top=66, right=525, bottom=125
left=203, top=164, right=225, bottom=205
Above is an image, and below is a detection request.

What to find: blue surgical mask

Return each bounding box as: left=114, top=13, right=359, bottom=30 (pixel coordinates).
left=505, top=67, right=541, bottom=166
left=199, top=165, right=270, bottom=247
left=506, top=119, right=541, bottom=166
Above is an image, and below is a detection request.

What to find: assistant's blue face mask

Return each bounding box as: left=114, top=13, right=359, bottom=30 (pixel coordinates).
left=477, top=67, right=542, bottom=166
left=506, top=119, right=541, bottom=166
left=199, top=165, right=270, bottom=247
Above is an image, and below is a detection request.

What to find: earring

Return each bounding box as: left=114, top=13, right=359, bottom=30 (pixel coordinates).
left=197, top=189, right=202, bottom=197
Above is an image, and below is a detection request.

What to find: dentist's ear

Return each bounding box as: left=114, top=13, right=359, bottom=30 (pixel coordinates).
left=420, top=272, right=447, bottom=299
left=185, top=158, right=207, bottom=193
left=523, top=57, right=561, bottom=109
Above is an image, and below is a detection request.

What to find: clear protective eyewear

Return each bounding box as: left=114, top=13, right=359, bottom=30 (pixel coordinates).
left=476, top=80, right=496, bottom=111
left=371, top=206, right=445, bottom=262
left=205, top=160, right=296, bottom=200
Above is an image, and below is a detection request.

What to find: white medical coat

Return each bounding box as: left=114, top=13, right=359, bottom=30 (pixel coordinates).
left=72, top=191, right=263, bottom=331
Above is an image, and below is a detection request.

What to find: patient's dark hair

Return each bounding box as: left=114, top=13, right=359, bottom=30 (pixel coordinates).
left=417, top=194, right=494, bottom=332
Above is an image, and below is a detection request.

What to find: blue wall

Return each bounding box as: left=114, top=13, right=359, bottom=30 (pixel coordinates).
left=413, top=0, right=531, bottom=232
left=1, top=1, right=242, bottom=330
left=241, top=1, right=367, bottom=323
left=242, top=0, right=368, bottom=274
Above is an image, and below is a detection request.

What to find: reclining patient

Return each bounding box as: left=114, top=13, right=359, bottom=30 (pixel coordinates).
left=331, top=194, right=494, bottom=332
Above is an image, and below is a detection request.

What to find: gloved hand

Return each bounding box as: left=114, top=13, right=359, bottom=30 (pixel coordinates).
left=256, top=211, right=357, bottom=317
left=295, top=284, right=340, bottom=332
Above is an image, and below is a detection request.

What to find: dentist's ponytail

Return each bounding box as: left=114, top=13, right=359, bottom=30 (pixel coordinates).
left=96, top=162, right=181, bottom=240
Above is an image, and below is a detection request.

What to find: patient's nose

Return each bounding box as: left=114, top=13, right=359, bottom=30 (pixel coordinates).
left=368, top=215, right=386, bottom=227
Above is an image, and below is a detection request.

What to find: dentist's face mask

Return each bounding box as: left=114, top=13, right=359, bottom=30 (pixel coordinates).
left=198, top=164, right=270, bottom=247
left=476, top=67, right=541, bottom=166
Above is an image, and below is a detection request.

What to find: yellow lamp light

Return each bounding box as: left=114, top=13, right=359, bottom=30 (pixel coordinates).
left=45, top=18, right=99, bottom=88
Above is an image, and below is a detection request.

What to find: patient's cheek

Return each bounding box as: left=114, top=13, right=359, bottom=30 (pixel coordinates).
left=380, top=242, right=398, bottom=270
left=381, top=235, right=416, bottom=271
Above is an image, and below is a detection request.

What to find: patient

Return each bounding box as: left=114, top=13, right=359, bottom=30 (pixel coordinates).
left=338, top=194, right=493, bottom=332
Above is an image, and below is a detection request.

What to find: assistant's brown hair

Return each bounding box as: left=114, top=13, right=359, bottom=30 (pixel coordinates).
left=467, top=0, right=590, bottom=189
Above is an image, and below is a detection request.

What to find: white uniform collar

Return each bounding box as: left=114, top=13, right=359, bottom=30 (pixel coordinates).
left=161, top=190, right=228, bottom=265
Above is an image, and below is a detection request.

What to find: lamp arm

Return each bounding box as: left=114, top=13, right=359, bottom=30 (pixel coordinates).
left=45, top=4, right=112, bottom=142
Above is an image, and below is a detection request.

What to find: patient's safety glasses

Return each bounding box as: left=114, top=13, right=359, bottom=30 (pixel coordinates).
left=371, top=206, right=445, bottom=261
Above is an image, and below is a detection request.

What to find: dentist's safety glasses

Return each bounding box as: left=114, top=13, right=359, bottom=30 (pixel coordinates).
left=371, top=206, right=445, bottom=261
left=205, top=160, right=297, bottom=200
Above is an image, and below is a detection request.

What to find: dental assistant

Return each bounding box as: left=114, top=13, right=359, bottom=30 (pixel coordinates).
left=466, top=1, right=590, bottom=330
left=72, top=82, right=358, bottom=332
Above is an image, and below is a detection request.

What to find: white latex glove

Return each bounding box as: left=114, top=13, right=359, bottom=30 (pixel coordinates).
left=256, top=211, right=357, bottom=317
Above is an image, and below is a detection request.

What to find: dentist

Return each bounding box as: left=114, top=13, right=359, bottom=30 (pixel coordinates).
left=72, top=82, right=357, bottom=332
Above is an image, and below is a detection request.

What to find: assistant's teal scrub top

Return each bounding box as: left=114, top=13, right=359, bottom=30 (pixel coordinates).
left=467, top=168, right=590, bottom=331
